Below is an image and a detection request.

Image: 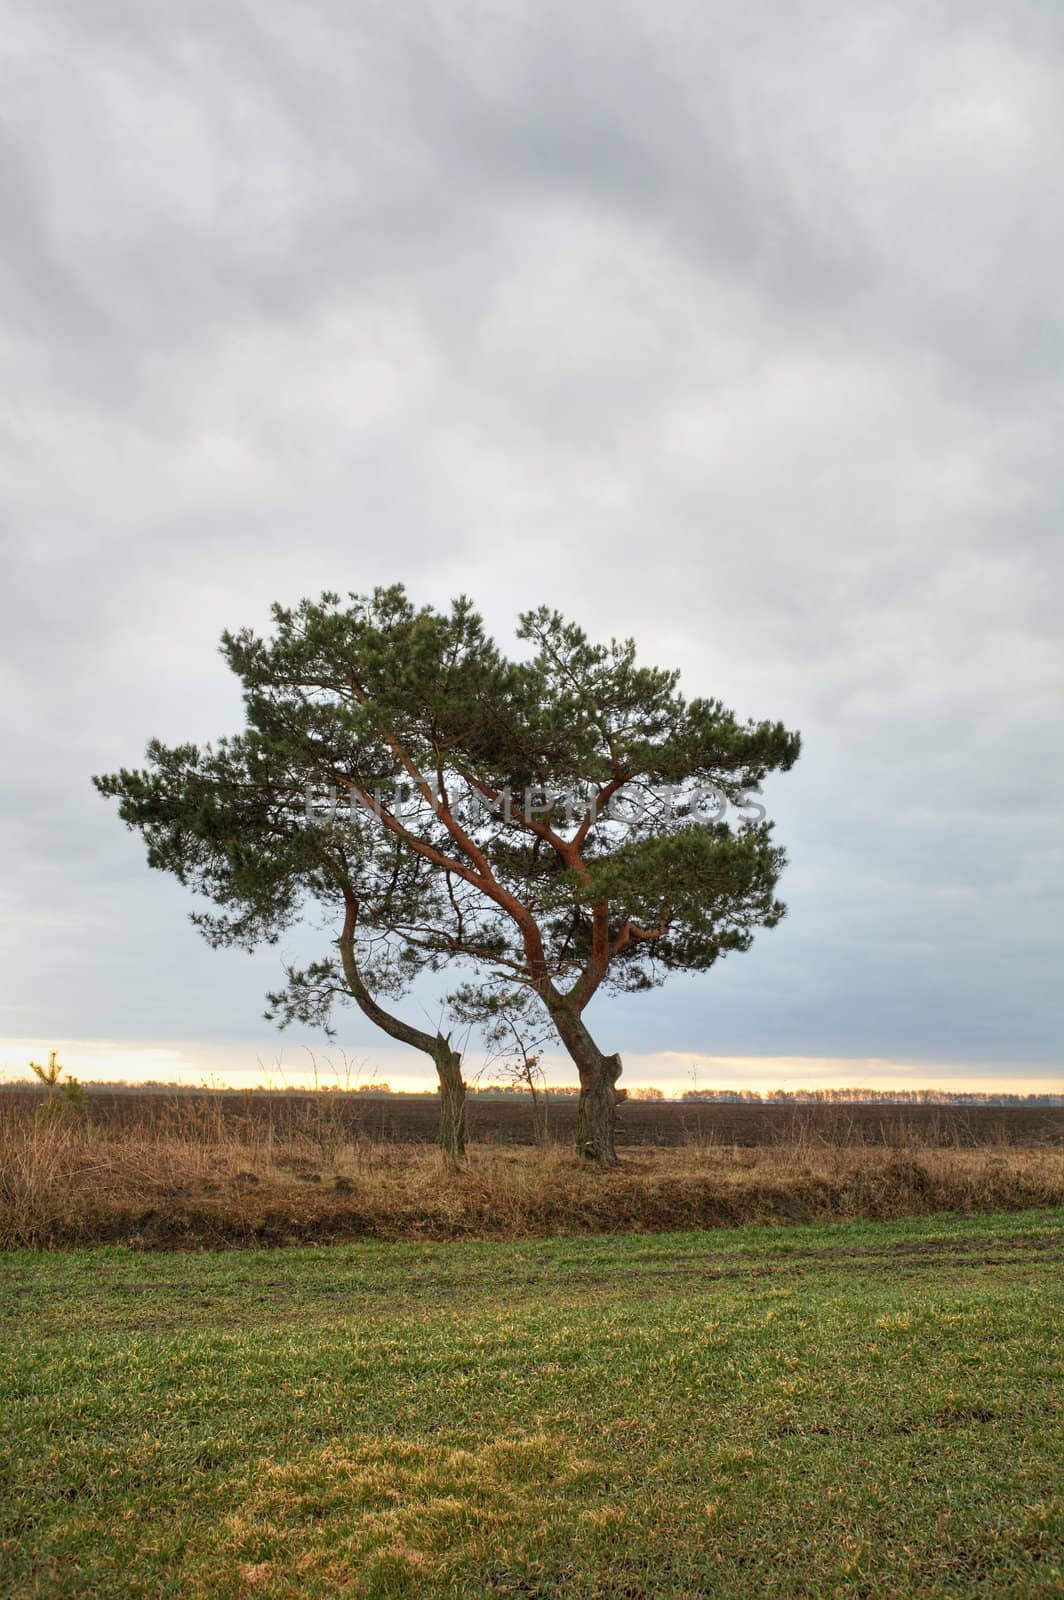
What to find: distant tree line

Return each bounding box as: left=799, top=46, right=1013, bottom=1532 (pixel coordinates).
left=10, top=1080, right=1058, bottom=1107
left=681, top=1088, right=1064, bottom=1106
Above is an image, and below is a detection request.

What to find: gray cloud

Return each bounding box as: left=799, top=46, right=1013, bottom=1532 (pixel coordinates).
left=2, top=0, right=1062, bottom=1080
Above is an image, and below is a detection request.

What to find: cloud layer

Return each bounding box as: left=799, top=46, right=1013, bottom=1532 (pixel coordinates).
left=2, top=0, right=1062, bottom=1084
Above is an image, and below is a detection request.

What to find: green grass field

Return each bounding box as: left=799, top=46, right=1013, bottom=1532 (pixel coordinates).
left=2, top=1211, right=1062, bottom=1598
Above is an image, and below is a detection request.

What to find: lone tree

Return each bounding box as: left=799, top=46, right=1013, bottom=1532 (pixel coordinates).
left=95, top=586, right=799, bottom=1163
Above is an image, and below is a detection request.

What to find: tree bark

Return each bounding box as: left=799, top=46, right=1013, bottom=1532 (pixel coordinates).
left=544, top=998, right=625, bottom=1165
left=433, top=1037, right=467, bottom=1162
left=575, top=1052, right=623, bottom=1165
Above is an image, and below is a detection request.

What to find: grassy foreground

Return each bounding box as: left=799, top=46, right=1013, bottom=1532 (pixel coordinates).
left=1, top=1211, right=1062, bottom=1598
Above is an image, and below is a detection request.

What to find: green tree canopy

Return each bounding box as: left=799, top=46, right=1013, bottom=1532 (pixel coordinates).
left=95, top=585, right=800, bottom=1162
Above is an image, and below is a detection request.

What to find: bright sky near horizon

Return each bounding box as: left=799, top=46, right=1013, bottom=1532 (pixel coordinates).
left=2, top=1, right=1062, bottom=1095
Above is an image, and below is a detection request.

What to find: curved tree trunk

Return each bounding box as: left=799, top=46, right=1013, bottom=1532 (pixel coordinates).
left=544, top=998, right=625, bottom=1165
left=339, top=900, right=467, bottom=1161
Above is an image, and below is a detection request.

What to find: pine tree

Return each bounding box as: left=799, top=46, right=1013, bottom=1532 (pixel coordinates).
left=95, top=586, right=799, bottom=1163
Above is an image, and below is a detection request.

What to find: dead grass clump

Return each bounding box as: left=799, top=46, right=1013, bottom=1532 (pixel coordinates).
left=0, top=1102, right=1061, bottom=1249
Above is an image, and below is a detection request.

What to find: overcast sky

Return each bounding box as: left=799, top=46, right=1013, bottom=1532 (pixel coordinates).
left=2, top=0, right=1062, bottom=1092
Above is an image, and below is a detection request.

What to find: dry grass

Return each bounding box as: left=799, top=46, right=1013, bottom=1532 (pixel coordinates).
left=2, top=1096, right=1062, bottom=1249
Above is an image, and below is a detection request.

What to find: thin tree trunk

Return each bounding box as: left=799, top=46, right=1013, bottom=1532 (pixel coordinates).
left=529, top=1084, right=549, bottom=1147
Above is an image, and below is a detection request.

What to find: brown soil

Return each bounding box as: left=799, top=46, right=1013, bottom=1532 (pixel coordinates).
left=4, top=1088, right=1061, bottom=1148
